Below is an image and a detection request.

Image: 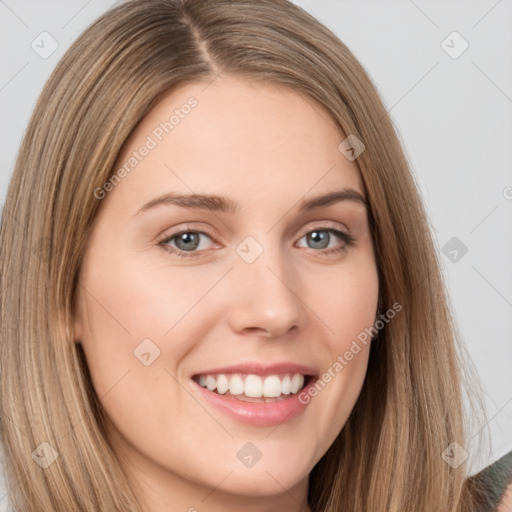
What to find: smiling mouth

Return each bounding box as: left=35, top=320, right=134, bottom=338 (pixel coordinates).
left=192, top=373, right=312, bottom=403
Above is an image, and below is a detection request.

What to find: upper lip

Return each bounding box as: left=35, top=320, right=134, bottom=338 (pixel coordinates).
left=192, top=362, right=318, bottom=378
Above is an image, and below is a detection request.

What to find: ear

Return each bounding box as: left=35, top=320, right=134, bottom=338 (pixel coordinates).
left=71, top=319, right=82, bottom=344
left=69, top=292, right=84, bottom=344
left=67, top=315, right=82, bottom=345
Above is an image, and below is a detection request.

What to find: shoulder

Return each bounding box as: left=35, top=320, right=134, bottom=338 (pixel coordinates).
left=465, top=450, right=512, bottom=511
left=494, top=451, right=512, bottom=511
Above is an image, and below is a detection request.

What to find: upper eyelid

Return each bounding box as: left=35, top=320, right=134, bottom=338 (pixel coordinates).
left=160, top=220, right=350, bottom=239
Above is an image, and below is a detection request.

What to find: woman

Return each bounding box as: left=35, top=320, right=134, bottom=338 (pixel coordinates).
left=0, top=0, right=510, bottom=511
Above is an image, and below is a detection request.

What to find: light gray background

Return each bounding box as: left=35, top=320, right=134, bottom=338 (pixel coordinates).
left=0, top=0, right=511, bottom=508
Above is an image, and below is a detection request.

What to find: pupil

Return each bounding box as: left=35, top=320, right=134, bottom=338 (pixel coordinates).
left=176, top=232, right=199, bottom=250
left=309, top=230, right=328, bottom=249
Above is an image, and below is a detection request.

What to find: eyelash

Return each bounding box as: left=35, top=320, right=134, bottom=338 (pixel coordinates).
left=158, top=223, right=355, bottom=259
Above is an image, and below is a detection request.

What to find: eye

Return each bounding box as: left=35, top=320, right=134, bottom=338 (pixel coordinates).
left=296, top=225, right=355, bottom=255
left=158, top=223, right=355, bottom=259
left=158, top=226, right=217, bottom=259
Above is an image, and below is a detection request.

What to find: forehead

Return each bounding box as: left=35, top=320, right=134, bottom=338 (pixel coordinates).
left=106, top=74, right=364, bottom=215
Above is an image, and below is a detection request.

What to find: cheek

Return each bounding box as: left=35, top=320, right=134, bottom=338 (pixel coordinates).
left=75, top=263, right=238, bottom=488
left=330, top=259, right=379, bottom=375
left=318, top=256, right=379, bottom=350
left=76, top=273, right=194, bottom=455
left=303, top=256, right=379, bottom=443
left=75, top=250, right=226, bottom=422
left=79, top=251, right=215, bottom=352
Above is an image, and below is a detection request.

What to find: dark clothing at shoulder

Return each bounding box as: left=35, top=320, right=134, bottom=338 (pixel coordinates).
left=465, top=450, right=512, bottom=511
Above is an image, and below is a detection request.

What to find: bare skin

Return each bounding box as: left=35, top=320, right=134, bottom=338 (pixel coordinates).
left=497, top=484, right=512, bottom=512
left=74, top=74, right=379, bottom=512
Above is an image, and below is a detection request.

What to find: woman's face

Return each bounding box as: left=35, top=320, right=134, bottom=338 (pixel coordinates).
left=74, top=74, right=379, bottom=510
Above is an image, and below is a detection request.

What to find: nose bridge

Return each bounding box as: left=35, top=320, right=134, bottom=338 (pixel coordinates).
left=226, top=234, right=305, bottom=336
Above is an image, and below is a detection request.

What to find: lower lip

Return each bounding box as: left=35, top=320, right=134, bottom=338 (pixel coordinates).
left=192, top=378, right=316, bottom=427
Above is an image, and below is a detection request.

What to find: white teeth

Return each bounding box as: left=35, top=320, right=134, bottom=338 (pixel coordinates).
left=229, top=375, right=244, bottom=395
left=291, top=374, right=304, bottom=394
left=281, top=375, right=291, bottom=395
left=216, top=374, right=229, bottom=394
left=196, top=372, right=307, bottom=398
left=206, top=375, right=217, bottom=391
left=244, top=374, right=263, bottom=397
left=263, top=375, right=281, bottom=398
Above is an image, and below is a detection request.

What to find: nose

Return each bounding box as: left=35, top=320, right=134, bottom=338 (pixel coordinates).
left=226, top=244, right=306, bottom=338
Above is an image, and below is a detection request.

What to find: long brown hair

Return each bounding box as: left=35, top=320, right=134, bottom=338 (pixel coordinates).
left=0, top=1, right=488, bottom=510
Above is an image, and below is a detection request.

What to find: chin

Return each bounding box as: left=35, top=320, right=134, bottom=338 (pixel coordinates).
left=215, top=469, right=308, bottom=499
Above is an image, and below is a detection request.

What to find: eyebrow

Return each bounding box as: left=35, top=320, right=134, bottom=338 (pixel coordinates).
left=133, top=188, right=368, bottom=217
